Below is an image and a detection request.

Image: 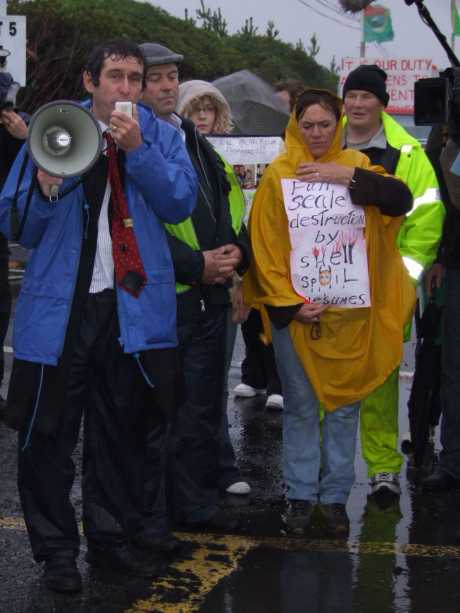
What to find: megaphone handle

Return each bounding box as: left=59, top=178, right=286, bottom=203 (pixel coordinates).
left=49, top=184, right=60, bottom=203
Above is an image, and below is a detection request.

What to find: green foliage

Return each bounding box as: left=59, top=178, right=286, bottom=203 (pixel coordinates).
left=183, top=8, right=195, bottom=25
left=307, top=34, right=320, bottom=59
left=237, top=17, right=258, bottom=37
left=196, top=0, right=228, bottom=37
left=9, top=0, right=338, bottom=113
left=295, top=39, right=306, bottom=53
left=330, top=56, right=340, bottom=74
left=265, top=21, right=279, bottom=40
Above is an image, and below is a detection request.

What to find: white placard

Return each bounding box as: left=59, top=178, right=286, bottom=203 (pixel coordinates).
left=0, top=15, right=27, bottom=85
left=207, top=135, right=284, bottom=165
left=208, top=135, right=284, bottom=221
left=281, top=179, right=370, bottom=308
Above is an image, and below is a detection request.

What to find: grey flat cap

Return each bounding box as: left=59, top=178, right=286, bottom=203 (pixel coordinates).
left=139, top=43, right=183, bottom=66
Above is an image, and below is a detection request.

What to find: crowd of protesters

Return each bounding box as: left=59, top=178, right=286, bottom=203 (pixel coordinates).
left=0, top=38, right=454, bottom=595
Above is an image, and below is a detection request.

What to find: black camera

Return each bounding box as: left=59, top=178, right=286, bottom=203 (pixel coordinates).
left=407, top=0, right=460, bottom=141
left=414, top=69, right=460, bottom=128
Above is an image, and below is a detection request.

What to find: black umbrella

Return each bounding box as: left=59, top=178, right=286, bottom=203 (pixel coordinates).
left=212, top=70, right=289, bottom=135
left=407, top=292, right=443, bottom=467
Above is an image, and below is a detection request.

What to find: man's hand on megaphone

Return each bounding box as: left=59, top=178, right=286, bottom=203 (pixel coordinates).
left=109, top=104, right=142, bottom=152
left=37, top=169, right=63, bottom=200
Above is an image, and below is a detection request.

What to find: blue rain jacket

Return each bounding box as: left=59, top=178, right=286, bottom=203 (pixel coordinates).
left=0, top=102, right=197, bottom=365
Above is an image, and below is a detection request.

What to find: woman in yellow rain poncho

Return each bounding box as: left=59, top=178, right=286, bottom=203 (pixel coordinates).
left=244, top=89, right=415, bottom=535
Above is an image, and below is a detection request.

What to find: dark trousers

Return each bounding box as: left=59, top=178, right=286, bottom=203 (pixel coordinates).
left=169, top=303, right=228, bottom=524
left=241, top=309, right=281, bottom=395
left=0, top=247, right=11, bottom=387
left=17, top=291, right=167, bottom=561
left=217, top=312, right=241, bottom=490
left=440, top=269, right=460, bottom=478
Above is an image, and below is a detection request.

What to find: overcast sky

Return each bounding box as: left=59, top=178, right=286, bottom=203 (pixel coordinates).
left=140, top=0, right=454, bottom=72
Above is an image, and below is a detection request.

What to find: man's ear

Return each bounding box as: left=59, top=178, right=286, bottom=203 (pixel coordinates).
left=83, top=70, right=96, bottom=95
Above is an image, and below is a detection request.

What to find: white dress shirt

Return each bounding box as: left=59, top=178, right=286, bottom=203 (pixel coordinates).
left=89, top=121, right=114, bottom=293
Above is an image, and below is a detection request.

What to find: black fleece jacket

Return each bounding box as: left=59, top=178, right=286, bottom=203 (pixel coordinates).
left=167, top=117, right=250, bottom=310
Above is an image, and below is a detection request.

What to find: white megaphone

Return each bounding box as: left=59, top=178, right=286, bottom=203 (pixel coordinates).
left=27, top=100, right=103, bottom=199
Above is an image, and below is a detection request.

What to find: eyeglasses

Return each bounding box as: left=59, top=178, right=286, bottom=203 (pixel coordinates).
left=192, top=105, right=216, bottom=114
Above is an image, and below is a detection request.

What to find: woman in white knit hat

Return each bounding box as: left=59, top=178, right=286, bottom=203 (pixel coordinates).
left=177, top=80, right=252, bottom=497
left=178, top=80, right=285, bottom=414
left=177, top=80, right=233, bottom=135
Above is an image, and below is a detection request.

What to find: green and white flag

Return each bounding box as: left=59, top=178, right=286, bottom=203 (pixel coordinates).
left=452, top=0, right=460, bottom=36
left=363, top=4, right=394, bottom=44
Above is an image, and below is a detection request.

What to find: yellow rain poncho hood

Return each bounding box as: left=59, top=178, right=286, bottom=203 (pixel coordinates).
left=244, top=102, right=415, bottom=410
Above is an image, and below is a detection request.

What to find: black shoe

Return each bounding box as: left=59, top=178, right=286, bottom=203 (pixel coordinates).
left=0, top=395, right=5, bottom=422
left=369, top=490, right=400, bottom=512
left=86, top=542, right=166, bottom=578
left=43, top=553, right=82, bottom=594
left=283, top=499, right=316, bottom=535
left=185, top=508, right=239, bottom=532
left=422, top=468, right=460, bottom=492
left=318, top=503, right=350, bottom=535
left=131, top=532, right=183, bottom=554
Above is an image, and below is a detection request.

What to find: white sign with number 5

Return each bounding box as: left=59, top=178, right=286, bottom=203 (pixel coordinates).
left=0, top=14, right=27, bottom=85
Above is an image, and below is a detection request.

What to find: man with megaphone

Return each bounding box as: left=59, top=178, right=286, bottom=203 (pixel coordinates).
left=0, top=39, right=197, bottom=594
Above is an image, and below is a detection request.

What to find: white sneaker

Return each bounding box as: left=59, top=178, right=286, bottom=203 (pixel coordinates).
left=370, top=472, right=400, bottom=495
left=225, top=481, right=251, bottom=495
left=265, top=394, right=284, bottom=410
left=233, top=383, right=264, bottom=398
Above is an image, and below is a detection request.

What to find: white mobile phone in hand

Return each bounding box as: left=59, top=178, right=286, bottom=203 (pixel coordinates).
left=114, top=101, right=133, bottom=118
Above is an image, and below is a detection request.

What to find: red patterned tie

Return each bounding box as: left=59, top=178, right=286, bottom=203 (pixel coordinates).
left=105, top=132, right=147, bottom=297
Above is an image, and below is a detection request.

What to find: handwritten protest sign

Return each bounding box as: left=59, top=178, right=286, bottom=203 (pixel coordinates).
left=281, top=179, right=370, bottom=308
left=208, top=135, right=284, bottom=220
left=207, top=135, right=284, bottom=165
left=338, top=57, right=438, bottom=115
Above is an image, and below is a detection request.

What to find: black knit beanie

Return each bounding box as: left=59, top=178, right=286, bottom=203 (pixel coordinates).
left=342, top=64, right=389, bottom=107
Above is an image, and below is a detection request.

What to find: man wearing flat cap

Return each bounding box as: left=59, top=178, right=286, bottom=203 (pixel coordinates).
left=342, top=64, right=444, bottom=499
left=139, top=42, right=184, bottom=67
left=139, top=42, right=250, bottom=531
left=139, top=43, right=184, bottom=129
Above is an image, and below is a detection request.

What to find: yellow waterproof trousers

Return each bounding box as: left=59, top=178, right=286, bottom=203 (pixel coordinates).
left=360, top=369, right=403, bottom=477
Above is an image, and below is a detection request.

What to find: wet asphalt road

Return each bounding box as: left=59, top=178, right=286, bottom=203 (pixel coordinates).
left=1, top=274, right=460, bottom=612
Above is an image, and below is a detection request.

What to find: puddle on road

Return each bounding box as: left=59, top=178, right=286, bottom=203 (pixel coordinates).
left=127, top=533, right=254, bottom=613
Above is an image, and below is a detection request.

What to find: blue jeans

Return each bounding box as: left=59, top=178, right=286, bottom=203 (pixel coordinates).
left=440, top=269, right=460, bottom=479
left=271, top=325, right=360, bottom=504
